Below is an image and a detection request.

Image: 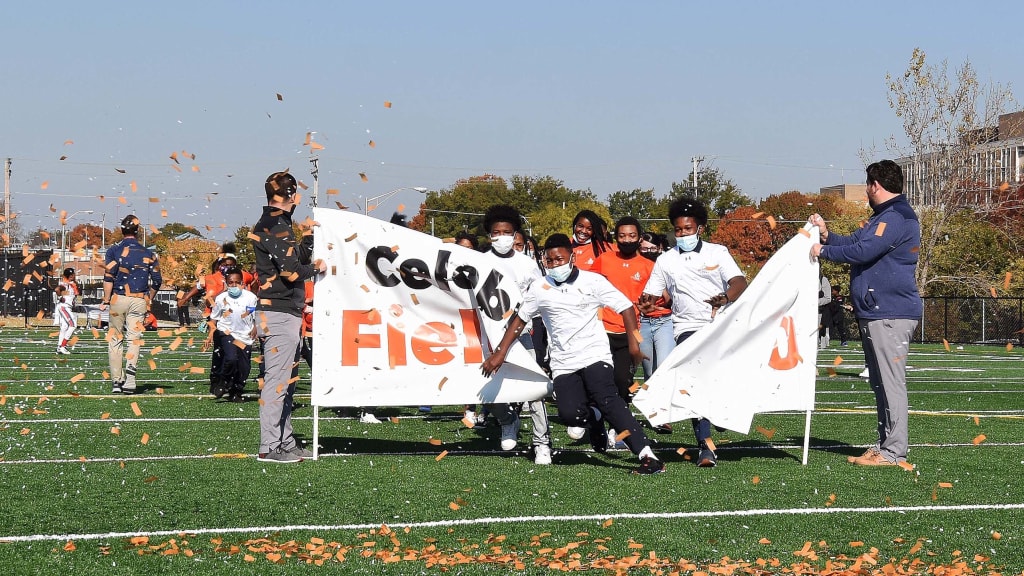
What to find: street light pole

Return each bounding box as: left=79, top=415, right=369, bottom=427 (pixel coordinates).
left=363, top=187, right=429, bottom=216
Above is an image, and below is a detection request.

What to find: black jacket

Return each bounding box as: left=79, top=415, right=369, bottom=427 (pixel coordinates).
left=251, top=206, right=316, bottom=316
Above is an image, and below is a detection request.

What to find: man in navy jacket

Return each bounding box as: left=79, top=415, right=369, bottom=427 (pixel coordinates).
left=810, top=159, right=922, bottom=468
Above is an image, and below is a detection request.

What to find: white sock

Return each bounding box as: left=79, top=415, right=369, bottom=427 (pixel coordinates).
left=638, top=446, right=657, bottom=460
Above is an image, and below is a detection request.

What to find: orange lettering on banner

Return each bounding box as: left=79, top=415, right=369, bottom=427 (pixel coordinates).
left=768, top=316, right=802, bottom=371
left=459, top=309, right=483, bottom=363
left=342, top=310, right=382, bottom=365
left=411, top=322, right=458, bottom=365
left=386, top=323, right=407, bottom=367
left=343, top=308, right=484, bottom=367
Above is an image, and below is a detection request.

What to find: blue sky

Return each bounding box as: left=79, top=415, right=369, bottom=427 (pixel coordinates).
left=2, top=1, right=1020, bottom=242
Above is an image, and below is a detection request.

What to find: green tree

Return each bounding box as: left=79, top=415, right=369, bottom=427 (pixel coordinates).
left=670, top=167, right=753, bottom=230
left=921, top=209, right=1012, bottom=297
left=527, top=199, right=613, bottom=245
left=608, top=188, right=659, bottom=224
left=232, top=225, right=256, bottom=272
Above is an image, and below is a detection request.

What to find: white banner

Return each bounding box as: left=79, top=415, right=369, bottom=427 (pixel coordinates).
left=631, top=226, right=820, bottom=434
left=309, top=208, right=551, bottom=407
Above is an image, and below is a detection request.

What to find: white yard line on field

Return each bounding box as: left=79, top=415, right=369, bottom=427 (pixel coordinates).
left=2, top=502, right=1022, bottom=544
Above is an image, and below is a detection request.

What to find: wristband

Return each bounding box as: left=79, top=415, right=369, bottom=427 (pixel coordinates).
left=719, top=292, right=729, bottom=303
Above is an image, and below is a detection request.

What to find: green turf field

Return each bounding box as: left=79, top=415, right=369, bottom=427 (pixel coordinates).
left=0, top=326, right=1021, bottom=575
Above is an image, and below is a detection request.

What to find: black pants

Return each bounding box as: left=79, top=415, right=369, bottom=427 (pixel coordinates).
left=607, top=332, right=634, bottom=402
left=675, top=331, right=711, bottom=446
left=177, top=305, right=190, bottom=327
left=210, top=330, right=225, bottom=388
left=553, top=361, right=650, bottom=456
left=221, top=334, right=252, bottom=393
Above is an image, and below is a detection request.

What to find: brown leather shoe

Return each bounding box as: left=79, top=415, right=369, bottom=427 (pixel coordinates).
left=849, top=450, right=896, bottom=466
left=847, top=446, right=879, bottom=464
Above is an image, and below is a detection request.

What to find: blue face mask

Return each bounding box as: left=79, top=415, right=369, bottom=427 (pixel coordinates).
left=676, top=233, right=699, bottom=252
left=227, top=287, right=242, bottom=298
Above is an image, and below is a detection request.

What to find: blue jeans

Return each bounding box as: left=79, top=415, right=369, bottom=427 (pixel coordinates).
left=639, top=315, right=676, bottom=379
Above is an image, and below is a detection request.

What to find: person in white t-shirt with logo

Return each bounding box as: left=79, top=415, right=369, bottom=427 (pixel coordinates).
left=204, top=267, right=258, bottom=403
left=640, top=198, right=748, bottom=468
left=480, top=205, right=553, bottom=466
left=483, top=233, right=665, bottom=475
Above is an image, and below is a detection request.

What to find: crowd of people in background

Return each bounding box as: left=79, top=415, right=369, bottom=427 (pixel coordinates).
left=46, top=161, right=919, bottom=473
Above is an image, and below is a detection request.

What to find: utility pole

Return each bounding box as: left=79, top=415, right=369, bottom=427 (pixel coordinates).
left=691, top=156, right=704, bottom=199
left=4, top=158, right=10, bottom=241
left=309, top=154, right=319, bottom=208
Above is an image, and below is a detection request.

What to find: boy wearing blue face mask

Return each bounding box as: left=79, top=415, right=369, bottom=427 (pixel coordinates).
left=639, top=198, right=748, bottom=468
left=483, top=234, right=664, bottom=475
left=204, top=268, right=258, bottom=403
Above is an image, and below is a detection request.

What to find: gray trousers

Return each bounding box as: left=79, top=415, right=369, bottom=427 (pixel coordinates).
left=859, top=318, right=917, bottom=462
left=107, top=295, right=147, bottom=392
left=257, top=310, right=301, bottom=453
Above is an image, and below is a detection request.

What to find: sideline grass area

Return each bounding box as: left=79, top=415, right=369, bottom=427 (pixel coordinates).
left=0, top=327, right=1021, bottom=575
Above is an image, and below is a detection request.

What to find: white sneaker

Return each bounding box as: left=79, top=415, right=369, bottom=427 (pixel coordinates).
left=500, top=415, right=520, bottom=451
left=607, top=429, right=626, bottom=450
left=57, top=346, right=71, bottom=355
left=360, top=412, right=382, bottom=424
left=464, top=410, right=476, bottom=424
left=566, top=426, right=586, bottom=440
left=534, top=444, right=552, bottom=465
left=859, top=368, right=870, bottom=378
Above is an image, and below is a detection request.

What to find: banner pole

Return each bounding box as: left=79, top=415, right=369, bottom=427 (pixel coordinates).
left=801, top=410, right=812, bottom=465
left=313, top=404, right=320, bottom=461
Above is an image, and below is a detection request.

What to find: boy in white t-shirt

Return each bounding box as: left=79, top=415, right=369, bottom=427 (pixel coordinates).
left=482, top=234, right=665, bottom=475
left=54, top=285, right=77, bottom=355
left=204, top=268, right=258, bottom=403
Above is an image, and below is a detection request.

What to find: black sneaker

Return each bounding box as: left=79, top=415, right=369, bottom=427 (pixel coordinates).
left=588, top=414, right=608, bottom=454
left=111, top=381, right=124, bottom=394
left=633, top=456, right=665, bottom=475
left=229, top=393, right=245, bottom=403
left=697, top=448, right=717, bottom=468
left=209, top=383, right=227, bottom=399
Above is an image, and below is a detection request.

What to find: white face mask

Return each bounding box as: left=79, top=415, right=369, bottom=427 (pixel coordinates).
left=547, top=262, right=573, bottom=283
left=490, top=234, right=515, bottom=255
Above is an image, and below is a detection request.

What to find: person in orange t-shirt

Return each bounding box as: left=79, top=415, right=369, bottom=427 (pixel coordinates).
left=570, top=210, right=611, bottom=271
left=591, top=216, right=653, bottom=405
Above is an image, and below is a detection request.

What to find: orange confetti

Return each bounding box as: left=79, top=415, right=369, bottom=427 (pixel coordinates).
left=602, top=519, right=614, bottom=528
left=19, top=428, right=30, bottom=436
left=972, top=434, right=986, bottom=445
left=766, top=215, right=777, bottom=229
left=131, top=402, right=142, bottom=416
left=755, top=425, right=775, bottom=440
left=990, top=286, right=998, bottom=298
left=435, top=450, right=449, bottom=461
left=937, top=482, right=953, bottom=488
left=758, top=538, right=772, bottom=544
left=832, top=355, right=843, bottom=366
left=131, top=181, right=138, bottom=193
left=63, top=540, right=76, bottom=552
left=437, top=376, right=448, bottom=390
left=614, top=430, right=631, bottom=442
left=384, top=101, right=392, bottom=108
left=752, top=476, right=760, bottom=484
left=389, top=416, right=400, bottom=424
left=992, top=531, right=1002, bottom=540
left=110, top=426, right=120, bottom=435
left=942, top=339, right=950, bottom=352
left=428, top=438, right=442, bottom=446
left=70, top=373, right=86, bottom=383
left=359, top=173, right=368, bottom=182
left=1007, top=342, right=1014, bottom=352
left=1004, top=272, right=1013, bottom=290
left=40, top=181, right=49, bottom=190
left=448, top=501, right=460, bottom=511
left=368, top=140, right=375, bottom=148
left=140, top=433, right=150, bottom=445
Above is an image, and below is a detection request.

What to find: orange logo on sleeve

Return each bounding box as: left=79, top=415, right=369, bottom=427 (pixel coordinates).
left=768, top=316, right=803, bottom=370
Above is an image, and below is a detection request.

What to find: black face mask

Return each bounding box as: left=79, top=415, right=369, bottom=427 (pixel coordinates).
left=641, top=251, right=659, bottom=262
left=617, top=241, right=640, bottom=257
